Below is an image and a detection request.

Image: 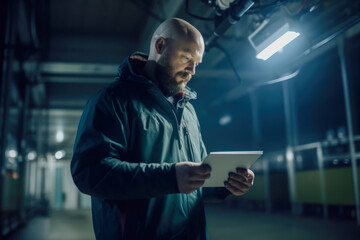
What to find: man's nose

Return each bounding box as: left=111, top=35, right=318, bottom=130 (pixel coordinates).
left=185, top=62, right=196, bottom=75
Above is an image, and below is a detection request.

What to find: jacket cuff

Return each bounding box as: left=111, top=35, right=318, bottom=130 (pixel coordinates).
left=169, top=163, right=180, bottom=193
left=154, top=162, right=179, bottom=195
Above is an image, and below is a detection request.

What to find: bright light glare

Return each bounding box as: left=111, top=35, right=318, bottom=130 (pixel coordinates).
left=55, top=150, right=66, bottom=160
left=56, top=130, right=64, bottom=142
left=256, top=31, right=300, bottom=60
left=286, top=149, right=294, bottom=162
left=219, top=115, right=232, bottom=126
left=8, top=150, right=18, bottom=158
left=27, top=151, right=37, bottom=161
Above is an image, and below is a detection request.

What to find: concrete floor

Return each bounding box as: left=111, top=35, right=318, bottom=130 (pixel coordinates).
left=5, top=204, right=360, bottom=240
left=205, top=203, right=360, bottom=240
left=6, top=210, right=95, bottom=240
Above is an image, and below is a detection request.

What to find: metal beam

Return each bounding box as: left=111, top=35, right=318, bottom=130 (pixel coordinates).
left=42, top=76, right=113, bottom=84
left=338, top=36, right=360, bottom=225
left=31, top=109, right=83, bottom=117
left=22, top=61, right=257, bottom=84
left=40, top=62, right=118, bottom=76
left=283, top=81, right=298, bottom=215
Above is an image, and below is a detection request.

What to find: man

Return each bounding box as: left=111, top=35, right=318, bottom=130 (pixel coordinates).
left=71, top=18, right=254, bottom=239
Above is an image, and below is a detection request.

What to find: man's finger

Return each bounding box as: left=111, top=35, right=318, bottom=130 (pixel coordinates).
left=195, top=164, right=212, bottom=174
left=228, top=173, right=252, bottom=187
left=227, top=178, right=251, bottom=190
left=190, top=180, right=205, bottom=189
left=189, top=172, right=211, bottom=181
left=225, top=181, right=246, bottom=196
left=237, top=168, right=254, bottom=180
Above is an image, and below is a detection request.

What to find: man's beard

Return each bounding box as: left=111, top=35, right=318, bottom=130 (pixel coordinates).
left=154, top=64, right=191, bottom=96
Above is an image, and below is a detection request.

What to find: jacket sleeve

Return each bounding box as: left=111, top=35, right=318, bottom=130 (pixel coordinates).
left=71, top=89, right=179, bottom=200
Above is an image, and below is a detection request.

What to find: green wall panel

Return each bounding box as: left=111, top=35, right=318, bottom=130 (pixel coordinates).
left=324, top=167, right=355, bottom=205
left=295, top=170, right=322, bottom=203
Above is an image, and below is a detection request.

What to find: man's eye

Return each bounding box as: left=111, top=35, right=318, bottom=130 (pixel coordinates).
left=182, top=56, right=190, bottom=61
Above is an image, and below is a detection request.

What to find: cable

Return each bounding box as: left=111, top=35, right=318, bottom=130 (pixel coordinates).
left=253, top=68, right=301, bottom=87
left=215, top=43, right=242, bottom=84
left=127, top=0, right=165, bottom=22
left=246, top=0, right=289, bottom=14
left=296, top=0, right=307, bottom=14
left=186, top=0, right=214, bottom=21
left=251, top=0, right=289, bottom=9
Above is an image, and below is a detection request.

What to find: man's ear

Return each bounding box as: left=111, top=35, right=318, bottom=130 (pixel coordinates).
left=155, top=37, right=166, bottom=54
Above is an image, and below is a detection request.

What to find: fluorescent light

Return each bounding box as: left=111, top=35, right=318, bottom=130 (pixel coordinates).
left=56, top=130, right=64, bottom=142
left=256, top=31, right=300, bottom=60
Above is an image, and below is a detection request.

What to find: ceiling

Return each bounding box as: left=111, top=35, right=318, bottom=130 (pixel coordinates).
left=13, top=0, right=360, bottom=159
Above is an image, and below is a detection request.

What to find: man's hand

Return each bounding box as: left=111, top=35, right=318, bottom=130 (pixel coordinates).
left=225, top=168, right=255, bottom=196
left=175, top=162, right=211, bottom=194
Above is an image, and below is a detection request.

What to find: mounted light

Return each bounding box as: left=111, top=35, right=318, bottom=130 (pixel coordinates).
left=256, top=31, right=300, bottom=60
left=248, top=12, right=300, bottom=60
left=216, top=0, right=236, bottom=10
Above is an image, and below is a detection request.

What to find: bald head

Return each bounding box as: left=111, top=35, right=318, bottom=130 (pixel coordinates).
left=148, top=18, right=204, bottom=60
left=144, top=18, right=204, bottom=95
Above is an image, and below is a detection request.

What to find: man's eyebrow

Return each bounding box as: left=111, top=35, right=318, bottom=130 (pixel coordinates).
left=182, top=48, right=202, bottom=63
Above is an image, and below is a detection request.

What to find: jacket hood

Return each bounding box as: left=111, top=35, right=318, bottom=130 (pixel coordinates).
left=116, top=52, right=197, bottom=103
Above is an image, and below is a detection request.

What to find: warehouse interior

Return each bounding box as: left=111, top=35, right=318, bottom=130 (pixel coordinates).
left=1, top=0, right=360, bottom=239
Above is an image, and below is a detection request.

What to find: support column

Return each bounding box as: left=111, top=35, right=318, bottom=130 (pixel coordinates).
left=250, top=92, right=271, bottom=212
left=338, top=37, right=360, bottom=225
left=282, top=81, right=298, bottom=214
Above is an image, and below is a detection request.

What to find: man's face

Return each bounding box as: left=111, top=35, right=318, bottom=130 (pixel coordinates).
left=155, top=37, right=204, bottom=95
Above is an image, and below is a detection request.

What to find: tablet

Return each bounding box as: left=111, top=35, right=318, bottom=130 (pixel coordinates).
left=202, top=151, right=263, bottom=187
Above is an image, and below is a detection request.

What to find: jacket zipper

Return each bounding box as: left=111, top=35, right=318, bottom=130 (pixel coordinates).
left=183, top=122, right=195, bottom=162
left=153, top=91, right=183, bottom=150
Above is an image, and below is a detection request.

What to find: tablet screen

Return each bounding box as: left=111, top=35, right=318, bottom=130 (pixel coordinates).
left=202, top=151, right=263, bottom=187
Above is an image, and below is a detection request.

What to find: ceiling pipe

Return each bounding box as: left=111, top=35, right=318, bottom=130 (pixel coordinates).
left=205, top=0, right=255, bottom=50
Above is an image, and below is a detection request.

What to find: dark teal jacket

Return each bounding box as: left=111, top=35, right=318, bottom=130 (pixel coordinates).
left=71, top=53, right=227, bottom=240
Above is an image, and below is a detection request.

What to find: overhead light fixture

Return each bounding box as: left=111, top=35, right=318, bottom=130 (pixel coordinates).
left=248, top=12, right=300, bottom=60
left=256, top=31, right=300, bottom=60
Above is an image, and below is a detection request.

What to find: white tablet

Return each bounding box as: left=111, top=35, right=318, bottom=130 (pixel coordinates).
left=202, top=151, right=263, bottom=187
